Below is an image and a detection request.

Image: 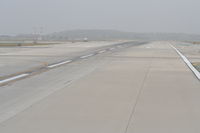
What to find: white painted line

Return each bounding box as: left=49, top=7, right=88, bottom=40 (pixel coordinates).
left=98, top=50, right=106, bottom=54
left=170, top=44, right=200, bottom=80
left=0, top=73, right=29, bottom=84
left=109, top=48, right=115, bottom=50
left=47, top=60, right=72, bottom=68
left=80, top=54, right=94, bottom=59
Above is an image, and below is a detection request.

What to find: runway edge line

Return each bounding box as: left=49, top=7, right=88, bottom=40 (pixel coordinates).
left=170, top=44, right=200, bottom=80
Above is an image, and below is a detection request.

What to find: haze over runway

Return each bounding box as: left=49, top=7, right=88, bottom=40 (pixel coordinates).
left=0, top=0, right=200, bottom=34
left=1, top=0, right=200, bottom=132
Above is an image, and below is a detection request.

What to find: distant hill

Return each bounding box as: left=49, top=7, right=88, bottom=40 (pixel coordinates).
left=1, top=29, right=200, bottom=42
left=44, top=29, right=200, bottom=42
left=43, top=30, right=133, bottom=41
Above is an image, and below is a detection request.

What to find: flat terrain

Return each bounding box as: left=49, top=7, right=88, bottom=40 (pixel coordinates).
left=0, top=42, right=55, bottom=47
left=0, top=41, right=199, bottom=133
left=0, top=41, right=124, bottom=77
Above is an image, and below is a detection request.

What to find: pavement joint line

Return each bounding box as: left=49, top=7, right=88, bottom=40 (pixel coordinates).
left=0, top=80, right=73, bottom=123
left=80, top=54, right=94, bottom=59
left=124, top=59, right=153, bottom=133
left=0, top=73, right=29, bottom=84
left=47, top=60, right=72, bottom=68
left=170, top=44, right=200, bottom=80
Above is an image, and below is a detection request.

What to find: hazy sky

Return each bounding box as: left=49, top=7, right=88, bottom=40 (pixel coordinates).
left=0, top=0, right=200, bottom=34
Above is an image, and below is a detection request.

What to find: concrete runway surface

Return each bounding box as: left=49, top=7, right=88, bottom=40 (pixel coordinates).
left=0, top=41, right=124, bottom=77
left=0, top=41, right=199, bottom=133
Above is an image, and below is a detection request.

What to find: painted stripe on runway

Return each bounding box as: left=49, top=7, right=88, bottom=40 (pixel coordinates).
left=109, top=48, right=115, bottom=50
left=170, top=44, right=200, bottom=80
left=98, top=50, right=106, bottom=54
left=47, top=60, right=72, bottom=68
left=80, top=54, right=94, bottom=59
left=0, top=73, right=29, bottom=84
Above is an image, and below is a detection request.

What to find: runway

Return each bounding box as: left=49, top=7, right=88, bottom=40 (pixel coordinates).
left=0, top=41, right=126, bottom=77
left=0, top=41, right=199, bottom=133
left=0, top=41, right=141, bottom=85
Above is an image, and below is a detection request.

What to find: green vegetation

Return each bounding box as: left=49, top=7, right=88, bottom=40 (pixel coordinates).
left=0, top=43, right=56, bottom=47
left=192, top=42, right=200, bottom=44
left=192, top=62, right=200, bottom=72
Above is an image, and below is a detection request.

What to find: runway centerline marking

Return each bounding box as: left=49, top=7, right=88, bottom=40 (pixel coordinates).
left=47, top=60, right=72, bottom=68
left=109, top=48, right=115, bottom=50
left=0, top=73, right=29, bottom=84
left=98, top=50, right=106, bottom=54
left=80, top=54, right=94, bottom=59
left=170, top=44, right=200, bottom=80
